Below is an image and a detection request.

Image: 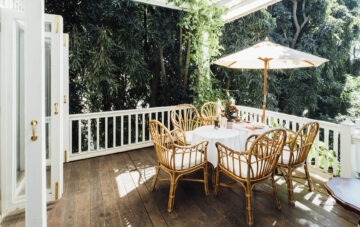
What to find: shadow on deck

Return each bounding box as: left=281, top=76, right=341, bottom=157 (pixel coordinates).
left=1, top=147, right=359, bottom=227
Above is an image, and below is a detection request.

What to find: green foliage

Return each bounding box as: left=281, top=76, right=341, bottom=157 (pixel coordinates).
left=168, top=0, right=226, bottom=106
left=214, top=0, right=360, bottom=122
left=46, top=0, right=360, bottom=124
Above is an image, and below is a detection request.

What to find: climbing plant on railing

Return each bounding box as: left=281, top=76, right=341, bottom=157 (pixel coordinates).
left=168, top=0, right=226, bottom=106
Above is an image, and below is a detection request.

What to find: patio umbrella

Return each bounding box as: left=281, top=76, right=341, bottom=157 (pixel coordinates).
left=214, top=37, right=328, bottom=123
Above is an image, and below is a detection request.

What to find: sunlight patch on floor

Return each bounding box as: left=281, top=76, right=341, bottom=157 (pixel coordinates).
left=295, top=201, right=312, bottom=212
left=297, top=218, right=320, bottom=226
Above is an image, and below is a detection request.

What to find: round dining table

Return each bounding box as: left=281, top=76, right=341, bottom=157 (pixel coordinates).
left=191, top=124, right=270, bottom=167
left=191, top=125, right=242, bottom=167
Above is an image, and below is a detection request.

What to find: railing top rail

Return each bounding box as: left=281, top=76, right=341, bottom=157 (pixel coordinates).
left=236, top=105, right=341, bottom=130
left=69, top=106, right=176, bottom=120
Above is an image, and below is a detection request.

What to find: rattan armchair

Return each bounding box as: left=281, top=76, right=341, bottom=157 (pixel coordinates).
left=149, top=120, right=209, bottom=212
left=214, top=129, right=286, bottom=226
left=200, top=102, right=222, bottom=126
left=277, top=122, right=319, bottom=205
left=170, top=104, right=202, bottom=145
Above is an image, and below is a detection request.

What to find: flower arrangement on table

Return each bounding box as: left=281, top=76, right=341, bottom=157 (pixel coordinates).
left=222, top=99, right=239, bottom=122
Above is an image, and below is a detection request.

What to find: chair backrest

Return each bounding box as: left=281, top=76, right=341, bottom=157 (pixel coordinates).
left=281, top=122, right=319, bottom=165
left=201, top=102, right=221, bottom=125
left=217, top=129, right=286, bottom=180
left=149, top=120, right=174, bottom=168
left=171, top=104, right=201, bottom=131
left=247, top=129, right=287, bottom=179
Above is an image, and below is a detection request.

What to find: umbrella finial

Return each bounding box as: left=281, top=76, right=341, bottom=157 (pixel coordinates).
left=265, top=37, right=269, bottom=42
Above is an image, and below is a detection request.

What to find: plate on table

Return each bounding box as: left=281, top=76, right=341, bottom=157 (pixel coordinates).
left=252, top=123, right=265, bottom=129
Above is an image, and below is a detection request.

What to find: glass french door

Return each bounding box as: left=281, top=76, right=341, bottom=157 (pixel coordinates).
left=0, top=7, right=65, bottom=221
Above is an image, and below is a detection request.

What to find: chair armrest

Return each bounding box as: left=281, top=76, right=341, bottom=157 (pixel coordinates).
left=174, top=140, right=208, bottom=154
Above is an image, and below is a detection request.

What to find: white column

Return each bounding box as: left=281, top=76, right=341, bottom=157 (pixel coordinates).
left=25, top=0, right=46, bottom=226
left=340, top=119, right=355, bottom=178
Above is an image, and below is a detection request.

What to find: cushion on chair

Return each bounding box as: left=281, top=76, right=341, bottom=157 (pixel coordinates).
left=168, top=150, right=205, bottom=170
left=185, top=131, right=193, bottom=144
left=220, top=155, right=261, bottom=179
left=279, top=149, right=298, bottom=165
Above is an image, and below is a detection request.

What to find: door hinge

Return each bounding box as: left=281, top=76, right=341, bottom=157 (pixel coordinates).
left=55, top=182, right=59, bottom=200
left=63, top=34, right=66, bottom=47
left=55, top=16, right=59, bottom=33
left=64, top=150, right=67, bottom=162
left=64, top=95, right=67, bottom=104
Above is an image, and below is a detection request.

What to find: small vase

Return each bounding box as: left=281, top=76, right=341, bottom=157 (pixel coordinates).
left=226, top=120, right=233, bottom=129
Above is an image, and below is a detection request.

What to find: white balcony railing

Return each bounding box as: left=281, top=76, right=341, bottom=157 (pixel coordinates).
left=68, top=106, right=176, bottom=161
left=67, top=105, right=358, bottom=177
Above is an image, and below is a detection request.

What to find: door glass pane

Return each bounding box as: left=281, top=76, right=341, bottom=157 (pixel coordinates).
left=15, top=23, right=25, bottom=197
left=45, top=37, right=52, bottom=191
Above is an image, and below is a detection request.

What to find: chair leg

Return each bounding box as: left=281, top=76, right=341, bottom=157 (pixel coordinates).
left=286, top=169, right=295, bottom=206
left=214, top=167, right=220, bottom=197
left=271, top=172, right=281, bottom=210
left=151, top=162, right=160, bottom=192
left=168, top=174, right=177, bottom=212
left=245, top=183, right=254, bottom=226
left=204, top=164, right=209, bottom=196
left=304, top=162, right=314, bottom=192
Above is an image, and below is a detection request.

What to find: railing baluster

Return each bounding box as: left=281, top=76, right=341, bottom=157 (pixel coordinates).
left=121, top=115, right=124, bottom=146
left=78, top=120, right=82, bottom=153
left=136, top=114, right=139, bottom=143
left=96, top=118, right=99, bottom=150
left=87, top=118, right=91, bottom=152
left=105, top=117, right=108, bottom=149
left=168, top=110, right=171, bottom=129
left=128, top=114, right=131, bottom=144
left=142, top=113, right=145, bottom=142
left=113, top=116, right=116, bottom=148
left=69, top=120, right=73, bottom=155
left=333, top=130, right=339, bottom=175
left=324, top=129, right=329, bottom=171
left=314, top=133, right=320, bottom=169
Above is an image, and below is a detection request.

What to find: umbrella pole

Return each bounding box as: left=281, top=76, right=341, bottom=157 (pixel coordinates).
left=262, top=60, right=269, bottom=123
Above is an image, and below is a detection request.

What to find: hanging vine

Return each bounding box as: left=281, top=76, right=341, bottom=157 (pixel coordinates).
left=168, top=0, right=226, bottom=105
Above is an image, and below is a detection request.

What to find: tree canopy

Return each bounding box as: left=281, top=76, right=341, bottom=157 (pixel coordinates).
left=45, top=0, right=360, bottom=122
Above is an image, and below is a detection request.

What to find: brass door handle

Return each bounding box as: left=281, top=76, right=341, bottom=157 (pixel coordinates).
left=54, top=102, right=59, bottom=115
left=31, top=120, right=38, bottom=141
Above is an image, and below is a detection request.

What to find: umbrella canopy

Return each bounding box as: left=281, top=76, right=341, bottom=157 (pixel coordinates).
left=214, top=38, right=328, bottom=69
left=214, top=38, right=329, bottom=122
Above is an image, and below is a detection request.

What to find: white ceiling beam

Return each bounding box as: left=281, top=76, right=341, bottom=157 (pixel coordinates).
left=133, top=0, right=188, bottom=11
left=132, top=0, right=282, bottom=24
left=222, top=0, right=281, bottom=23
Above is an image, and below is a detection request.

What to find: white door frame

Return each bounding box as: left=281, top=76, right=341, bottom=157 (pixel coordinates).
left=24, top=0, right=46, bottom=225
left=0, top=8, right=26, bottom=215
left=44, top=14, right=64, bottom=201
left=63, top=33, right=70, bottom=164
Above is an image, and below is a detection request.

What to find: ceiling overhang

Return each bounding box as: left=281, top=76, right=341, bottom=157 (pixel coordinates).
left=132, top=0, right=281, bottom=23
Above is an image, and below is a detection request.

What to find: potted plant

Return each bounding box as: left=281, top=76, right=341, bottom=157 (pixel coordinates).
left=222, top=99, right=238, bottom=129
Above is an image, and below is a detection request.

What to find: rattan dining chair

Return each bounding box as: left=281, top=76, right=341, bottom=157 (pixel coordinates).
left=277, top=122, right=319, bottom=205
left=200, top=102, right=222, bottom=126
left=149, top=120, right=209, bottom=212
left=214, top=129, right=287, bottom=226
left=170, top=104, right=202, bottom=145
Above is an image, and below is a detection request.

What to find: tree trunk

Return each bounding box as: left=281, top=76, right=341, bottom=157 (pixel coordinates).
left=150, top=64, right=160, bottom=107
left=291, top=0, right=309, bottom=48
left=179, top=27, right=183, bottom=77
left=159, top=45, right=167, bottom=83
left=183, top=38, right=191, bottom=87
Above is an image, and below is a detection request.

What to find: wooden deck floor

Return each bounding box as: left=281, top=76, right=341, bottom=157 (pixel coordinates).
left=1, top=147, right=359, bottom=227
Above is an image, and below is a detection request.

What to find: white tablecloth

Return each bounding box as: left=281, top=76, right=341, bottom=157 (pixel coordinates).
left=232, top=122, right=269, bottom=151
left=191, top=126, right=242, bottom=166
